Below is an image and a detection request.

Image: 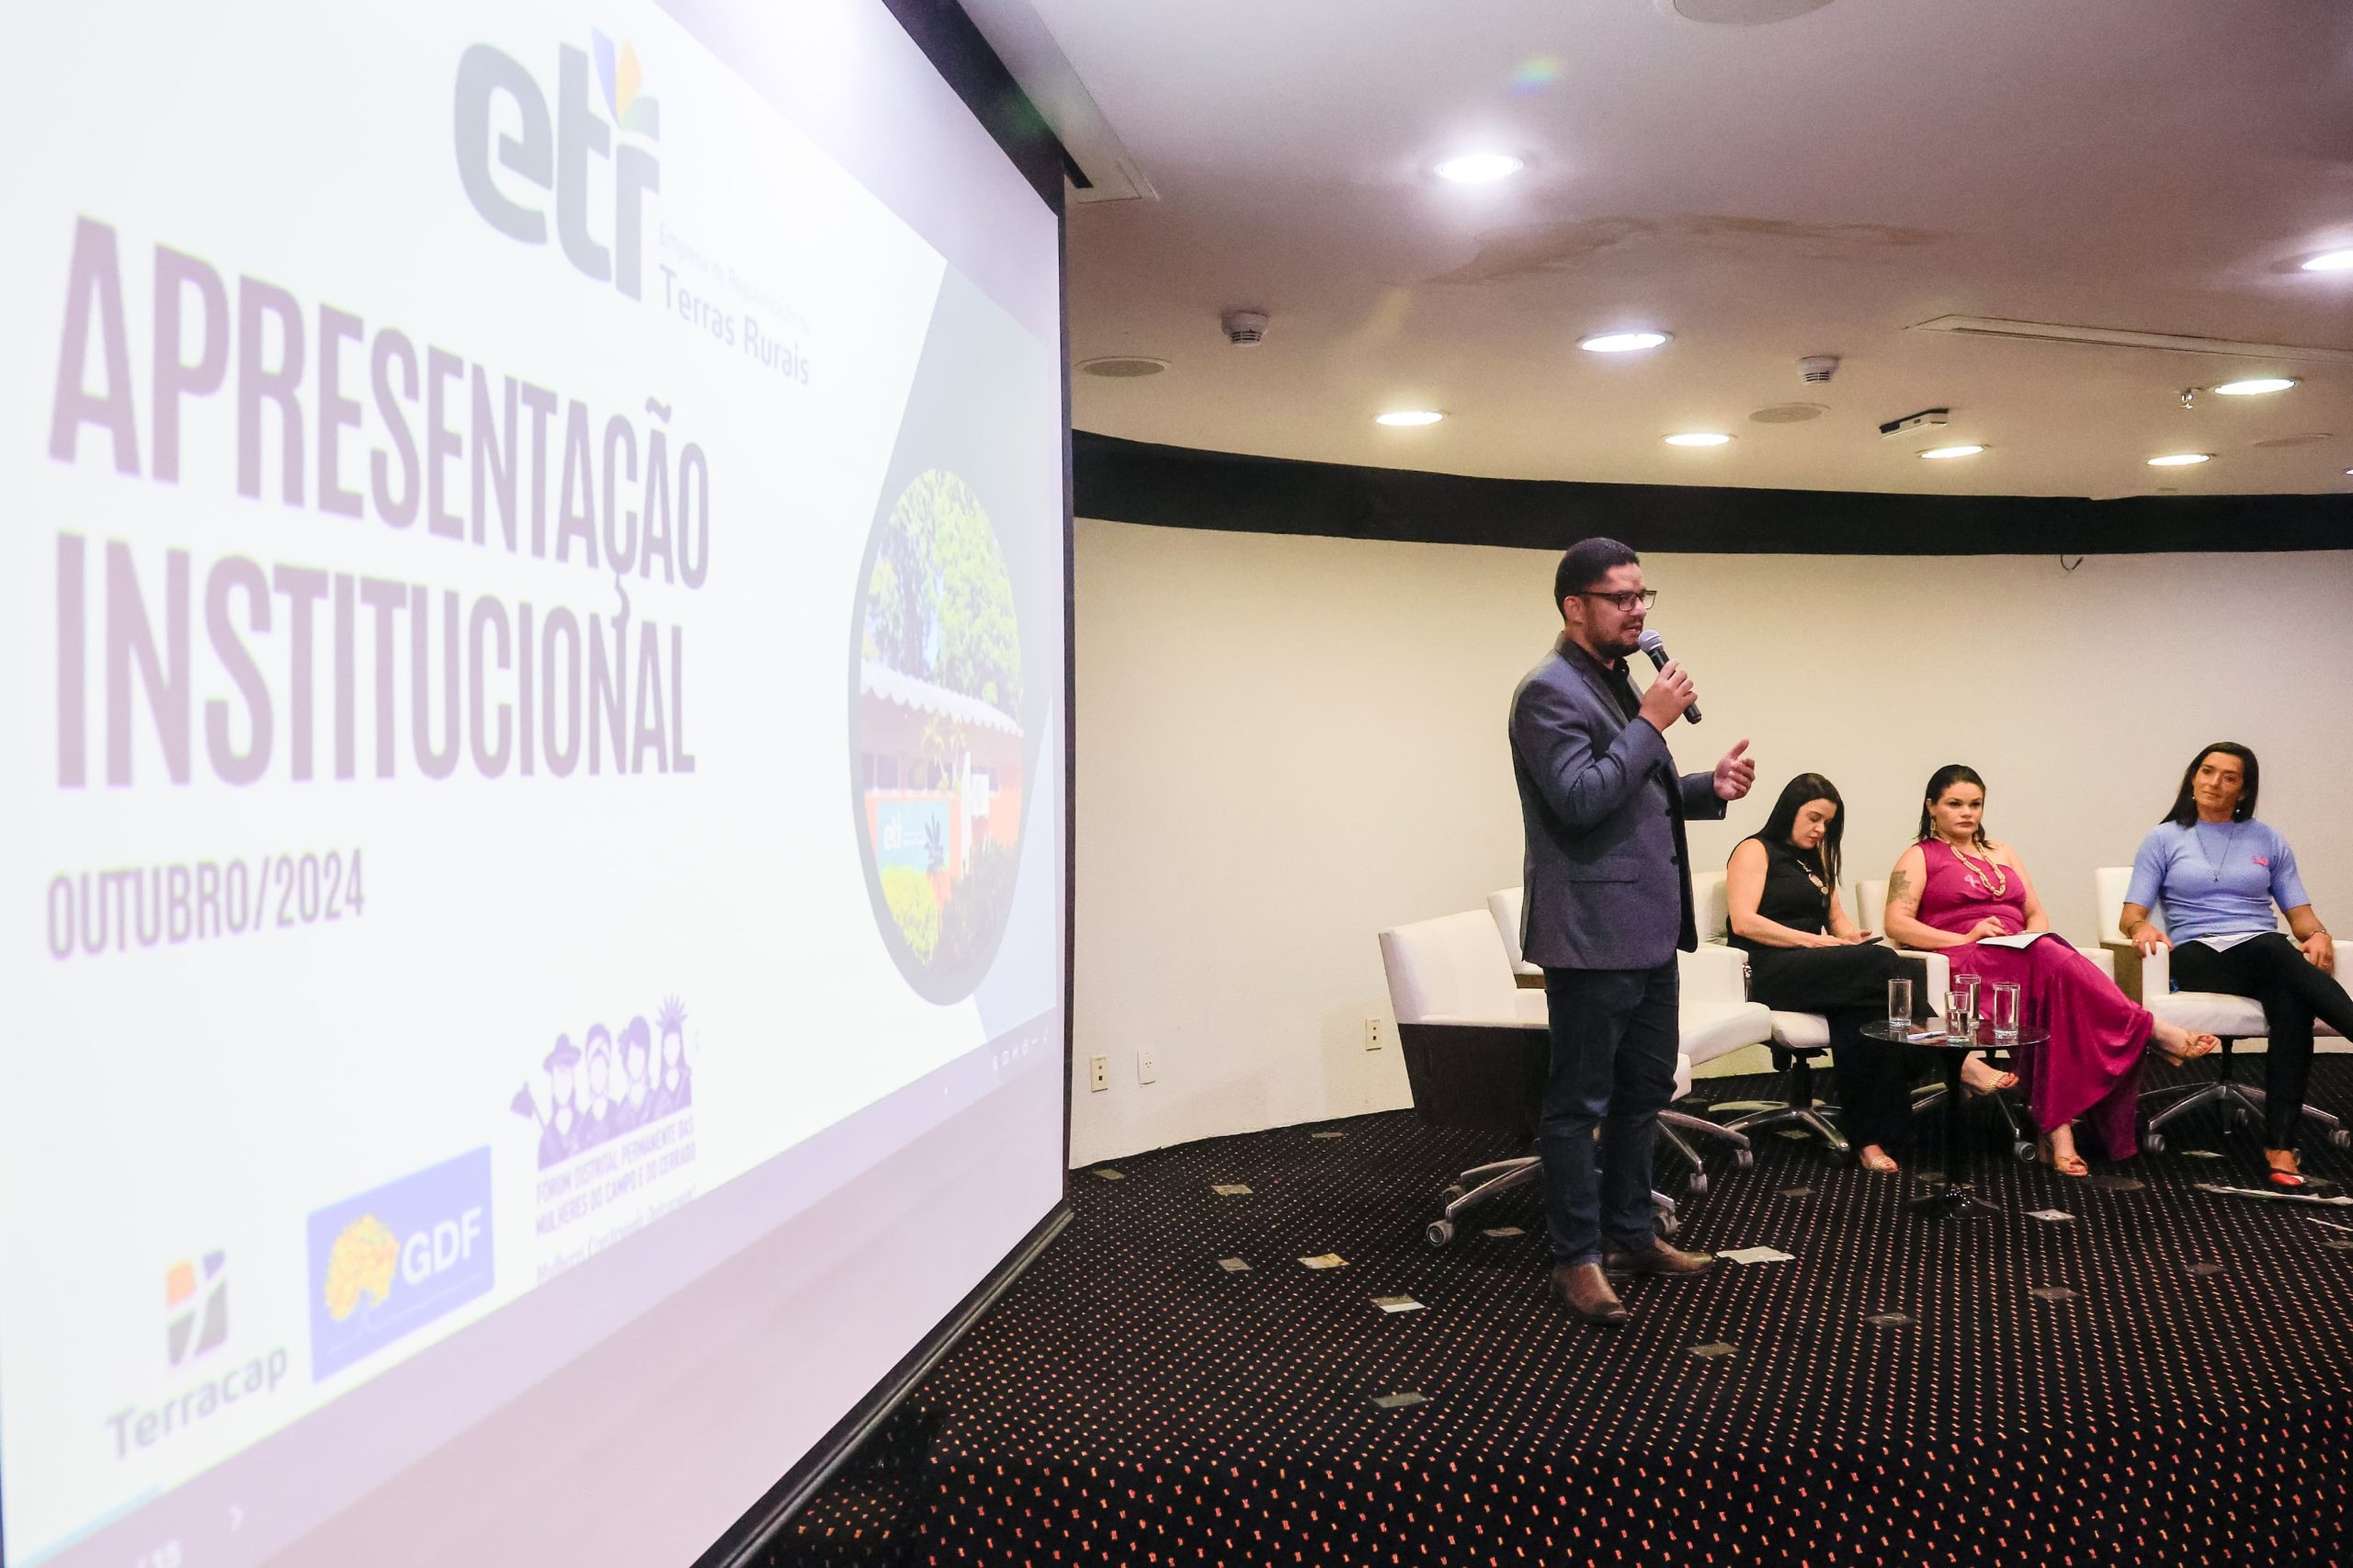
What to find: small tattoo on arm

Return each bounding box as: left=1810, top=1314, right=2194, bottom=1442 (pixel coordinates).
left=1887, top=869, right=1911, bottom=907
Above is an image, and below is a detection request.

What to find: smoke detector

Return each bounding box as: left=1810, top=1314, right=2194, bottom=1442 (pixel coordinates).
left=1798, top=355, right=1841, bottom=384
left=1221, top=309, right=1270, bottom=347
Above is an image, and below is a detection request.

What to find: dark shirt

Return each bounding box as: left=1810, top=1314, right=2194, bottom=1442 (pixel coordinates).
left=1557, top=638, right=1672, bottom=822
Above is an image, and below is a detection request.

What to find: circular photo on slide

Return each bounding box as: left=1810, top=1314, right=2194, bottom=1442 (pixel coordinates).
left=851, top=471, right=1026, bottom=1003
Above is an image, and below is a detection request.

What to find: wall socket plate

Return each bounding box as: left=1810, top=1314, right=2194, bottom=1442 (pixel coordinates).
left=1364, top=1017, right=1384, bottom=1051
left=1136, top=1051, right=1157, bottom=1085
left=1088, top=1054, right=1109, bottom=1092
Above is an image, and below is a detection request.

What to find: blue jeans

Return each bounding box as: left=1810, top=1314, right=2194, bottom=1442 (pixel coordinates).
left=1540, top=961, right=1681, bottom=1265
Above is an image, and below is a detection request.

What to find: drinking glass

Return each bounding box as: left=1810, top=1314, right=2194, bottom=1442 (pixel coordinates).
left=1989, top=982, right=2022, bottom=1045
left=1946, top=985, right=1979, bottom=1041
left=1886, top=978, right=1913, bottom=1037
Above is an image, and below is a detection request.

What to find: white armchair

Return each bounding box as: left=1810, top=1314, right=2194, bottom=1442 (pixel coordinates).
left=1379, top=909, right=1687, bottom=1244
left=2091, top=866, right=2347, bottom=1152
left=1485, top=887, right=1767, bottom=1192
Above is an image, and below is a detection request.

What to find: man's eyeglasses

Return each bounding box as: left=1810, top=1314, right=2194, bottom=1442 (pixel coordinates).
left=1576, top=588, right=1658, bottom=611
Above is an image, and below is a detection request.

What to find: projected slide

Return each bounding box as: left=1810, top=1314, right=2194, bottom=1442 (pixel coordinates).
left=0, top=2, right=1066, bottom=1565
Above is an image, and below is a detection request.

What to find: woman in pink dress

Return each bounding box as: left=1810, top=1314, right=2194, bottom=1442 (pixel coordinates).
left=1883, top=765, right=2220, bottom=1175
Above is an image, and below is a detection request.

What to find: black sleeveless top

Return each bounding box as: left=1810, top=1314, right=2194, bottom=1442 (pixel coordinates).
left=1728, top=836, right=1833, bottom=952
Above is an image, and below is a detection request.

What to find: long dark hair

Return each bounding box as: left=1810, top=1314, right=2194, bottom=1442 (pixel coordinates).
left=2163, top=742, right=2259, bottom=826
left=1916, top=764, right=1990, bottom=847
left=1756, top=772, right=1847, bottom=886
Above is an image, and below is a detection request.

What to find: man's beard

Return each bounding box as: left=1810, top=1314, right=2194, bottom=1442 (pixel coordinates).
left=1595, top=631, right=1641, bottom=659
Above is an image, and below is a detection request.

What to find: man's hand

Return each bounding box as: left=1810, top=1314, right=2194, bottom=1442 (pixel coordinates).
left=2303, top=930, right=2336, bottom=974
left=1636, top=660, right=1697, bottom=733
left=1712, top=738, right=1756, bottom=801
left=2131, top=925, right=2171, bottom=956
left=1966, top=916, right=2010, bottom=941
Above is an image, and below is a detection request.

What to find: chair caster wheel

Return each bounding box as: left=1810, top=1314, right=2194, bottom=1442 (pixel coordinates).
left=2013, top=1141, right=2037, bottom=1163
left=2143, top=1132, right=2165, bottom=1154
left=1426, top=1220, right=1455, bottom=1246
left=1734, top=1149, right=1755, bottom=1170
left=1440, top=1184, right=1467, bottom=1204
left=1688, top=1174, right=1709, bottom=1196
left=2228, top=1108, right=2253, bottom=1131
left=2331, top=1129, right=2351, bottom=1150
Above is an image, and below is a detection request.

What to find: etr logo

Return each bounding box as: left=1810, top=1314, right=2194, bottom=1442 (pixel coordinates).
left=455, top=30, right=661, bottom=298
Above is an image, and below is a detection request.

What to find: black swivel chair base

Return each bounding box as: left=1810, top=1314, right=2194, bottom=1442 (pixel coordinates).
left=1425, top=1154, right=1679, bottom=1246
left=2141, top=1039, right=2352, bottom=1153
left=1714, top=1048, right=1849, bottom=1159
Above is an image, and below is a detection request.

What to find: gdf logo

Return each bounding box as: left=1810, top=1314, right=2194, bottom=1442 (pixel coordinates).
left=455, top=30, right=661, bottom=298
left=401, top=1207, right=486, bottom=1285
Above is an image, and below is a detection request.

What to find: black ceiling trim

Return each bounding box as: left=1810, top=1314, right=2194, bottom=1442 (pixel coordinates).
left=1073, top=431, right=2353, bottom=555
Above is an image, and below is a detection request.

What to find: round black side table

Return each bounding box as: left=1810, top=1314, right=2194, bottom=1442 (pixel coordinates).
left=1861, top=1017, right=2049, bottom=1219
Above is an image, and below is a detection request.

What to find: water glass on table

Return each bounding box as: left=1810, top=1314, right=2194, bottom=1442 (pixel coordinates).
left=1886, top=978, right=1913, bottom=1038
left=1988, top=982, right=2022, bottom=1045
left=1947, top=979, right=1980, bottom=1040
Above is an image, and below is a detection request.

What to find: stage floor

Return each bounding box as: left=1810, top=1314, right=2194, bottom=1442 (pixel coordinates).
left=779, top=1059, right=2353, bottom=1566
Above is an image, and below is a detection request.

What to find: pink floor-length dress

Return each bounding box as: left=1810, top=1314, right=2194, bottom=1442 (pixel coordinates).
left=1914, top=845, right=2153, bottom=1157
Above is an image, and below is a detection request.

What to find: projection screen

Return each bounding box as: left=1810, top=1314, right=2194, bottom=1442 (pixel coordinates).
left=0, top=1, right=1070, bottom=1563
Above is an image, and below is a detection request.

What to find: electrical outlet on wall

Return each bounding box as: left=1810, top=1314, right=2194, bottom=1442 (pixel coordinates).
left=1136, top=1051, right=1157, bottom=1085
left=1365, top=1017, right=1384, bottom=1051
left=1088, top=1054, right=1109, bottom=1092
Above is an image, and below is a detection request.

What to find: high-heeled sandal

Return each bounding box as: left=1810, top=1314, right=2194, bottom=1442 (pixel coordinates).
left=2268, top=1152, right=2306, bottom=1188
left=1961, top=1064, right=2019, bottom=1098
left=1859, top=1146, right=1901, bottom=1173
left=2036, top=1132, right=2089, bottom=1177
left=2150, top=1031, right=2222, bottom=1068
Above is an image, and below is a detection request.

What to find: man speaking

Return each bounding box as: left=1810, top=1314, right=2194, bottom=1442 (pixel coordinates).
left=1508, top=538, right=1756, bottom=1325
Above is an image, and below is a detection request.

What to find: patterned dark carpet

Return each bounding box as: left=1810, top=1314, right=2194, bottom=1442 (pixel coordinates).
left=769, top=1058, right=2353, bottom=1566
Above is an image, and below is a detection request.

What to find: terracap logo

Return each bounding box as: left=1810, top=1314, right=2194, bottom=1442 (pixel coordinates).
left=165, top=1250, right=229, bottom=1366
left=455, top=28, right=663, bottom=298
left=106, top=1250, right=290, bottom=1461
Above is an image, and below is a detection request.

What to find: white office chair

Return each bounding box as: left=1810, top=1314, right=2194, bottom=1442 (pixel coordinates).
left=1487, top=887, right=1766, bottom=1192
left=2091, top=866, right=2348, bottom=1152
left=1689, top=869, right=1847, bottom=1156
left=1378, top=908, right=1700, bottom=1244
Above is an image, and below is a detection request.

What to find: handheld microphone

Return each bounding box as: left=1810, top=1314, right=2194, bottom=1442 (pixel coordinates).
left=1635, top=630, right=1702, bottom=724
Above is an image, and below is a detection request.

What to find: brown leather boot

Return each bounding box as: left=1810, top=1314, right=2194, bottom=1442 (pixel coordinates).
left=1549, top=1261, right=1630, bottom=1325
left=1602, top=1239, right=1718, bottom=1278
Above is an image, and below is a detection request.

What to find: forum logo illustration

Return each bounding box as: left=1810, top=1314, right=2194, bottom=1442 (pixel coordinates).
left=165, top=1251, right=229, bottom=1366
left=511, top=994, right=697, bottom=1170
left=306, top=1150, right=494, bottom=1381
left=854, top=472, right=1026, bottom=1002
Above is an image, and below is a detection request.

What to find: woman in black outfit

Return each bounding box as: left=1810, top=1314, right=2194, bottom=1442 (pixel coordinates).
left=1726, top=773, right=2012, bottom=1172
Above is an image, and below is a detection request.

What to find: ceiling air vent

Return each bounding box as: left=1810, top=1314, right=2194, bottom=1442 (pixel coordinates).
left=1912, top=315, right=2353, bottom=366
left=960, top=0, right=1159, bottom=204
left=1657, top=0, right=1836, bottom=23
left=1078, top=356, right=1169, bottom=380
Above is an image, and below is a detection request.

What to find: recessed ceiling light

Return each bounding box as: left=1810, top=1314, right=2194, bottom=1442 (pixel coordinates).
left=2302, top=250, right=2353, bottom=272
left=2212, top=377, right=2299, bottom=396
left=1434, top=153, right=1525, bottom=185
left=1919, top=444, right=1986, bottom=460
left=1664, top=432, right=1732, bottom=447
left=1581, top=331, right=1670, bottom=353
left=2147, top=452, right=2212, bottom=467
left=1374, top=410, right=1445, bottom=427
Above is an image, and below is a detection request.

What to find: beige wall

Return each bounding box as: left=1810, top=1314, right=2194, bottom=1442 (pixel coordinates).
left=1070, top=517, right=2353, bottom=1166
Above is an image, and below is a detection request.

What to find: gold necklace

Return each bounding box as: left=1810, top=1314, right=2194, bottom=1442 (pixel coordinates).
left=1947, top=839, right=2008, bottom=897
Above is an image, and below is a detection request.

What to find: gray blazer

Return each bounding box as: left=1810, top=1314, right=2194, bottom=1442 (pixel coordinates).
left=1508, top=640, right=1725, bottom=971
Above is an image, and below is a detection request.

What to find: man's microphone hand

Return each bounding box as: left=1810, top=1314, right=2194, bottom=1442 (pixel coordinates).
left=1712, top=738, right=1756, bottom=801
left=1637, top=661, right=1697, bottom=733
